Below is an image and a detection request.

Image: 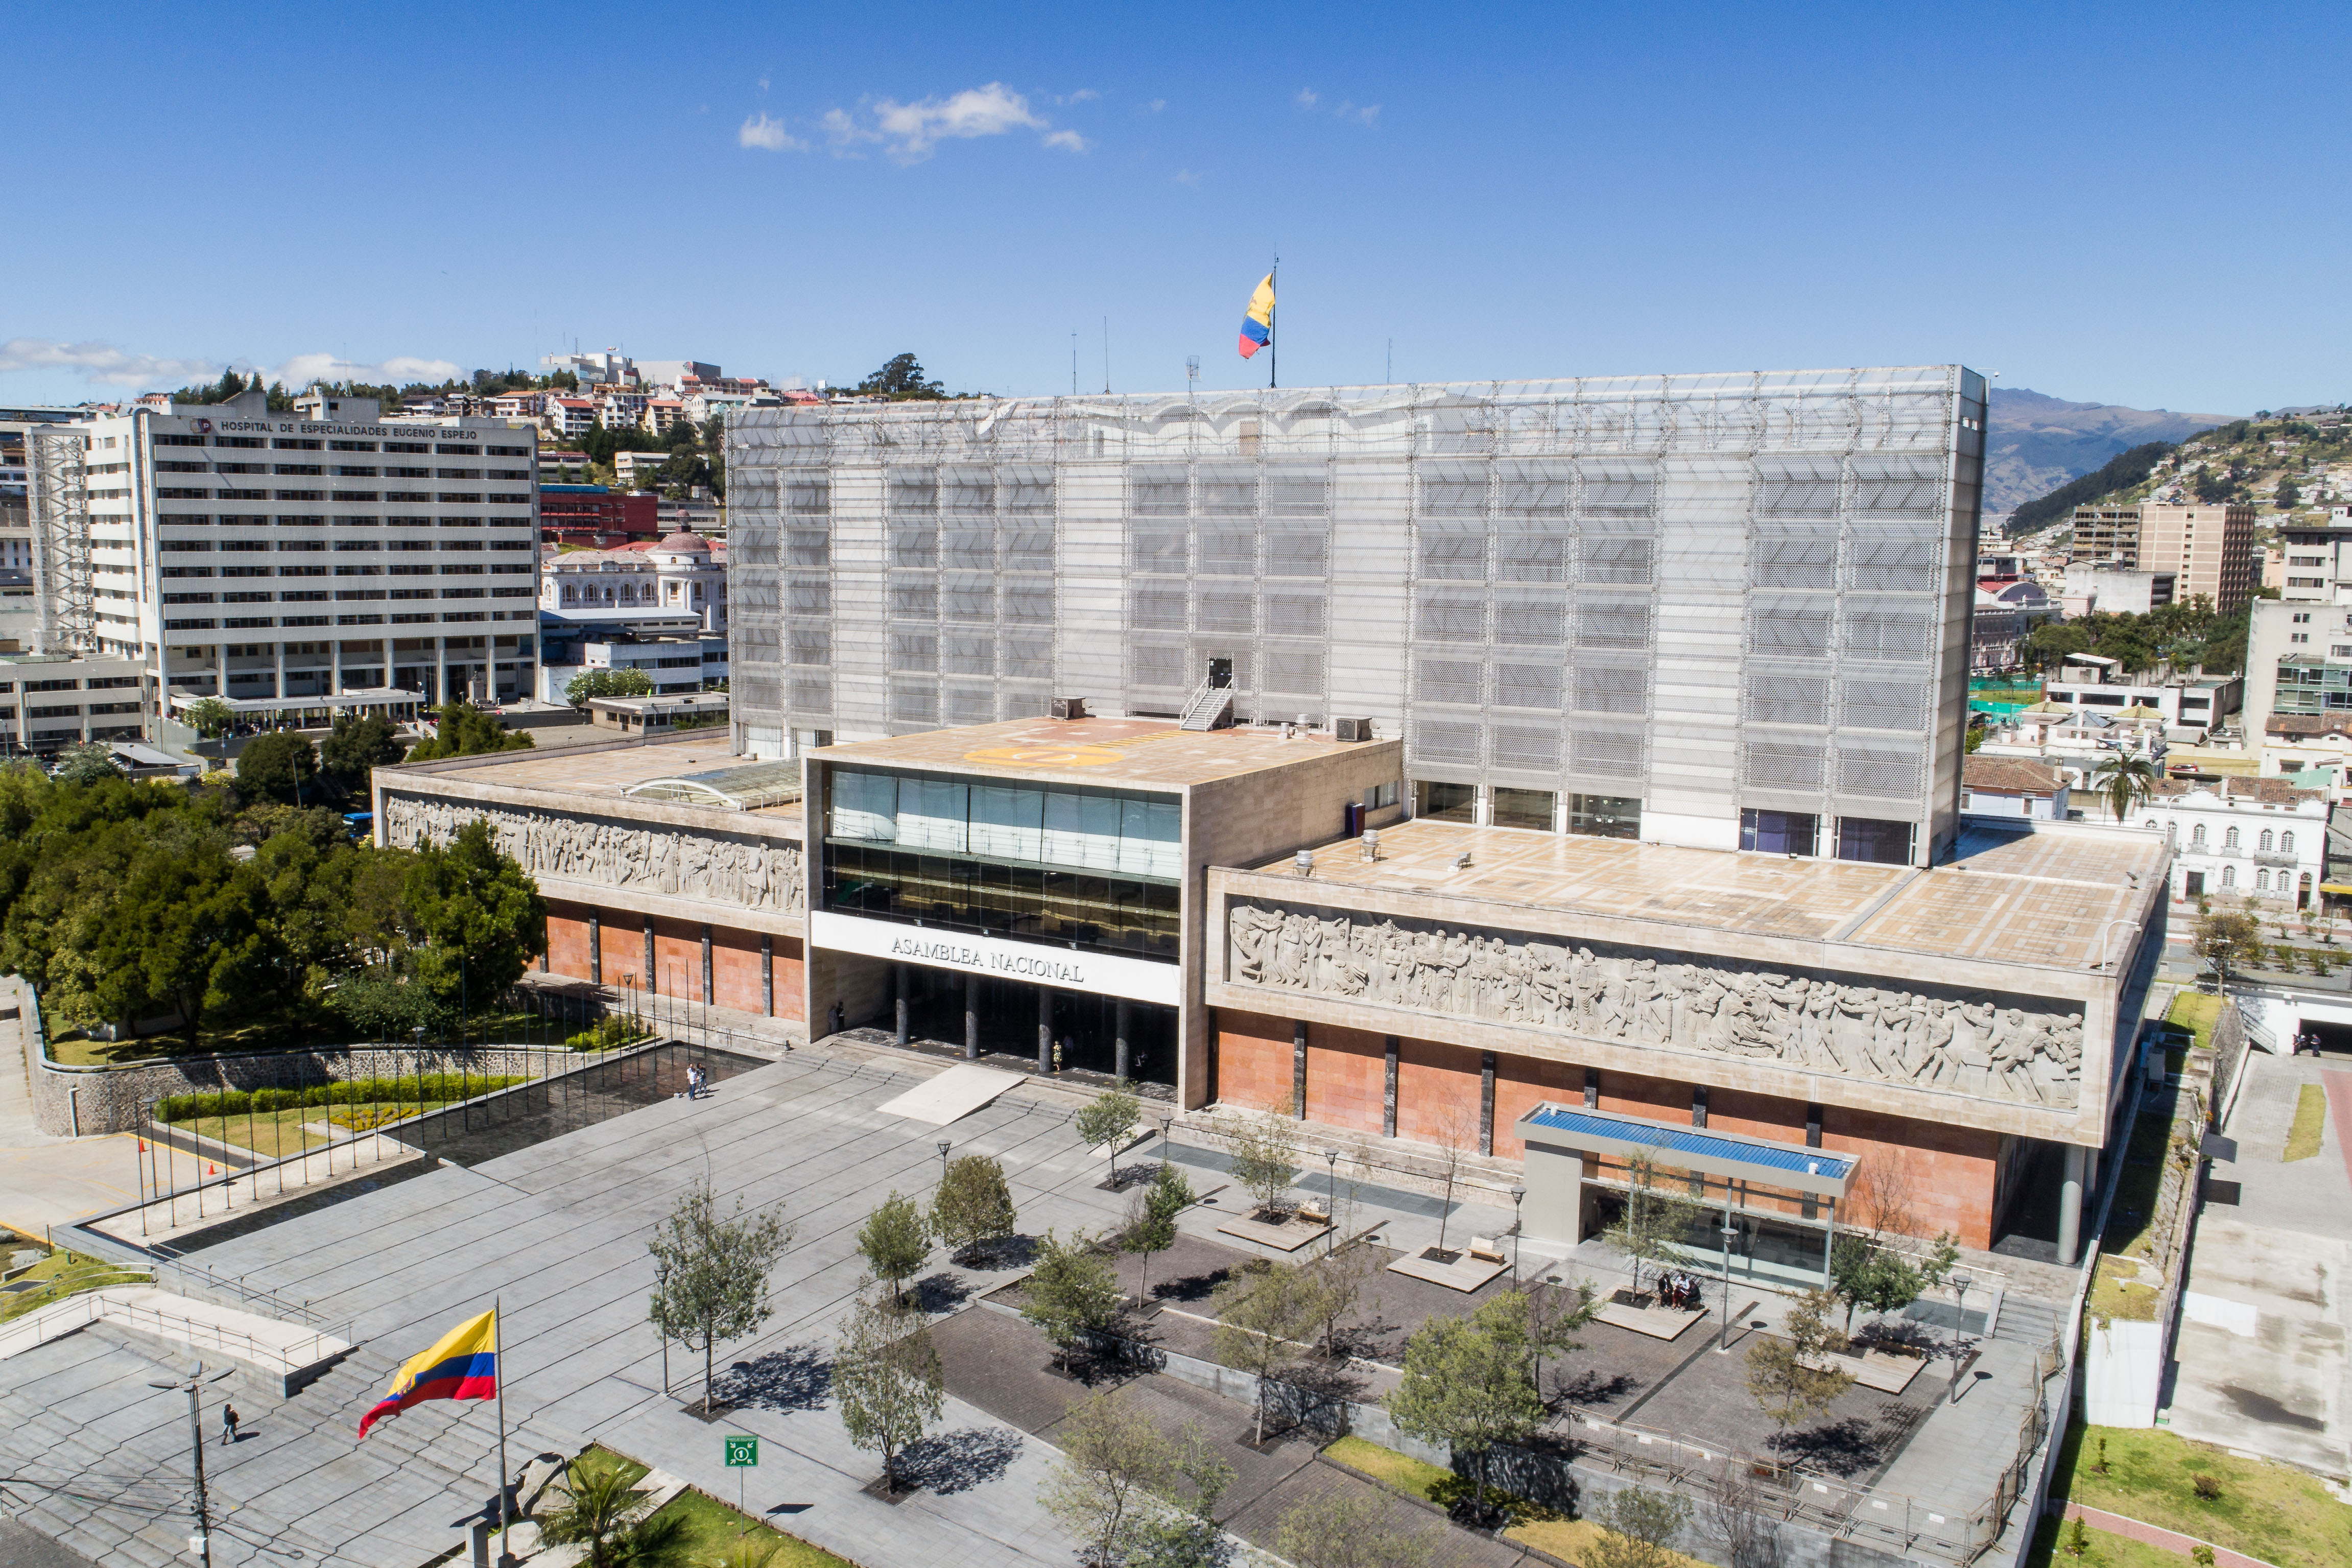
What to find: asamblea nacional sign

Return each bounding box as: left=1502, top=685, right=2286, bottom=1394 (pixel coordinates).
left=808, top=910, right=1181, bottom=1006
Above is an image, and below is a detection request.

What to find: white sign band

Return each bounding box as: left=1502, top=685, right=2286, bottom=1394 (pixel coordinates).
left=809, top=909, right=1181, bottom=1006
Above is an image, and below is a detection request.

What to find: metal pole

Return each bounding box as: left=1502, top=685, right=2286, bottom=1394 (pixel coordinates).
left=495, top=1299, right=514, bottom=1568
left=1720, top=1193, right=1737, bottom=1352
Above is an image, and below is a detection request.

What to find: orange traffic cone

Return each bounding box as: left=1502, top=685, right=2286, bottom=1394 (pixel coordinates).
left=206, top=1163, right=219, bottom=1177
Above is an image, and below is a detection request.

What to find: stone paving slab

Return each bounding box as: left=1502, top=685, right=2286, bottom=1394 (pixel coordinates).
left=1386, top=1247, right=1508, bottom=1293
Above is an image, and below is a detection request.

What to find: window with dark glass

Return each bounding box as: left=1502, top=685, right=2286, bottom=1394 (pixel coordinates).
left=1835, top=817, right=1915, bottom=865
left=1568, top=793, right=1642, bottom=840
left=1740, top=809, right=1818, bottom=856
left=1491, top=787, right=1556, bottom=831
left=1414, top=780, right=1477, bottom=822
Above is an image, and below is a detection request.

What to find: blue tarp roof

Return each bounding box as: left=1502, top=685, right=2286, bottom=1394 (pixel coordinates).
left=1522, top=1104, right=1856, bottom=1181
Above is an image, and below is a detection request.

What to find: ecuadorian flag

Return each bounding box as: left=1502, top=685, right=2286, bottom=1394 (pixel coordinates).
left=1238, top=274, right=1274, bottom=360
left=359, top=1309, right=497, bottom=1437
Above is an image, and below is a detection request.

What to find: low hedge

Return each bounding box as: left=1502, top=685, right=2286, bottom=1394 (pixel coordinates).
left=156, top=1073, right=526, bottom=1122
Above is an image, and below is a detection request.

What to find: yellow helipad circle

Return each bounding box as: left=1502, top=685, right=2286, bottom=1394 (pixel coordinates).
left=963, top=745, right=1125, bottom=767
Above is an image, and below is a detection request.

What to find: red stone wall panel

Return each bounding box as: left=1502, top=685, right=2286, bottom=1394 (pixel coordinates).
left=1212, top=1009, right=1294, bottom=1112
left=1303, top=1024, right=1386, bottom=1134
left=1394, top=1038, right=1485, bottom=1148
left=1490, top=1055, right=1583, bottom=1158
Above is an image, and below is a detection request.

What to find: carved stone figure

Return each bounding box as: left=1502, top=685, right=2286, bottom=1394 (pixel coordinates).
left=382, top=795, right=805, bottom=913
left=1225, top=900, right=2085, bottom=1109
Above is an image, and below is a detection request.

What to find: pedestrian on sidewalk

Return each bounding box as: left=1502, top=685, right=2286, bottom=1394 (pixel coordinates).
left=221, top=1404, right=239, bottom=1445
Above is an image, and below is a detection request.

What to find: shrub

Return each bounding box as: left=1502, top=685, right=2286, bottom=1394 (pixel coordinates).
left=2192, top=1471, right=2223, bottom=1502
left=564, top=1015, right=653, bottom=1052
left=155, top=1072, right=525, bottom=1121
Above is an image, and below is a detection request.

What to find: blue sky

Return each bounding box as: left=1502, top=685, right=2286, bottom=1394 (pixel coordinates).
left=2, top=3, right=2343, bottom=414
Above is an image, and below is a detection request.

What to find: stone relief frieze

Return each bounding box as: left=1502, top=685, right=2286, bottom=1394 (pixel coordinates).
left=1227, top=901, right=2084, bottom=1109
left=383, top=795, right=805, bottom=914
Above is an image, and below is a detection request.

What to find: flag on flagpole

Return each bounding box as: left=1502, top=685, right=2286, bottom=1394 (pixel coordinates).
left=1238, top=273, right=1275, bottom=360
left=359, top=1309, right=498, bottom=1437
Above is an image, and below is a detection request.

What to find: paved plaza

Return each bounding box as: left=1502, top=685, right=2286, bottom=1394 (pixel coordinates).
left=2, top=1037, right=2072, bottom=1566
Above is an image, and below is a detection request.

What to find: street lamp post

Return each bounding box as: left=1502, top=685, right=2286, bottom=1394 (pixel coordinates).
left=656, top=1258, right=670, bottom=1395
left=1323, top=1150, right=1339, bottom=1252
left=1719, top=1206, right=1740, bottom=1351
left=937, top=1139, right=953, bottom=1185
left=146, top=1362, right=231, bottom=1568
left=1947, top=1268, right=1974, bottom=1403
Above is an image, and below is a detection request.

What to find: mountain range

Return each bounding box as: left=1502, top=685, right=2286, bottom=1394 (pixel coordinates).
left=1982, top=387, right=2237, bottom=517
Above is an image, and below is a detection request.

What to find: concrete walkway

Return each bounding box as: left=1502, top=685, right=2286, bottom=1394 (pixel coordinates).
left=0, top=978, right=143, bottom=1242
left=2167, top=1048, right=2352, bottom=1478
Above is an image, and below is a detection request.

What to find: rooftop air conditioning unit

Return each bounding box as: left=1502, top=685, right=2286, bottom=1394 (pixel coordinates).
left=1051, top=697, right=1089, bottom=721
left=1333, top=717, right=1374, bottom=742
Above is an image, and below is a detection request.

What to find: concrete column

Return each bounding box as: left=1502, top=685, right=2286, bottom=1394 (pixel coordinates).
left=761, top=933, right=773, bottom=1017
left=1114, top=999, right=1131, bottom=1083
left=2056, top=1143, right=2088, bottom=1266
left=964, top=974, right=979, bottom=1060
left=894, top=964, right=910, bottom=1048
left=1803, top=1104, right=1823, bottom=1220
left=1037, top=986, right=1053, bottom=1073
left=1292, top=1020, right=1309, bottom=1119
left=435, top=637, right=447, bottom=705
left=1383, top=1035, right=1399, bottom=1136
left=1692, top=1085, right=1709, bottom=1128
left=273, top=640, right=286, bottom=704
left=644, top=917, right=656, bottom=993
left=1584, top=1066, right=1601, bottom=1108
left=700, top=923, right=712, bottom=1003
left=1480, top=1050, right=1496, bottom=1155
left=587, top=910, right=601, bottom=985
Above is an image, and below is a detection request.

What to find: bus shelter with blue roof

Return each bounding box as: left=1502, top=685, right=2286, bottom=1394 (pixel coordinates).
left=1516, top=1101, right=1858, bottom=1289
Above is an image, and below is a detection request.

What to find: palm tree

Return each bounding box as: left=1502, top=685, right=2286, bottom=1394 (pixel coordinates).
left=536, top=1457, right=679, bottom=1568
left=2090, top=752, right=2163, bottom=824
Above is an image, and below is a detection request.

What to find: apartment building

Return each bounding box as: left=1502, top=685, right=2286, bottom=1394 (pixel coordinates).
left=70, top=385, right=539, bottom=723
left=2066, top=502, right=2255, bottom=610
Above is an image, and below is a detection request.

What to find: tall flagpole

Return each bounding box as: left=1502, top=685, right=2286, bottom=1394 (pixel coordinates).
left=1269, top=254, right=1279, bottom=391
left=495, top=1298, right=513, bottom=1567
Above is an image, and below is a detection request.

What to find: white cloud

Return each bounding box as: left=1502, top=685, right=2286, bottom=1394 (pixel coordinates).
left=1294, top=88, right=1319, bottom=108
left=0, top=337, right=220, bottom=388
left=1173, top=169, right=1202, bottom=187
left=1058, top=88, right=1100, bottom=104
left=266, top=353, right=464, bottom=389
left=739, top=112, right=802, bottom=151
left=1145, top=98, right=1167, bottom=114
left=825, top=82, right=1087, bottom=162
left=1336, top=100, right=1381, bottom=126
left=757, top=73, right=771, bottom=92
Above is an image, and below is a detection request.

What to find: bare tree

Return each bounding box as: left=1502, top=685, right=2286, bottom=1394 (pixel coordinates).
left=1581, top=1485, right=1694, bottom=1568
left=1602, top=1152, right=1702, bottom=1296
left=1211, top=1260, right=1317, bottom=1442
left=1425, top=1097, right=1481, bottom=1257
left=1701, top=1459, right=1788, bottom=1568
left=1220, top=1102, right=1302, bottom=1218
left=1846, top=1147, right=1920, bottom=1239
left=1275, top=1489, right=1438, bottom=1568
left=1745, top=1288, right=1854, bottom=1428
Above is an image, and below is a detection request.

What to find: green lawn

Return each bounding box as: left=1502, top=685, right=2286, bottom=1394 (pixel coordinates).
left=2284, top=1084, right=2327, bottom=1162
left=2051, top=1423, right=2352, bottom=1568
left=0, top=1250, right=152, bottom=1323
left=564, top=1447, right=858, bottom=1568
left=46, top=1006, right=586, bottom=1067
left=2164, top=993, right=2221, bottom=1054
left=2025, top=1515, right=2198, bottom=1568
left=160, top=1102, right=463, bottom=1159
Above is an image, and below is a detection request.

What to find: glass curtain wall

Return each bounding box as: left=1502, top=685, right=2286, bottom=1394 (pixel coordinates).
left=823, top=767, right=1182, bottom=960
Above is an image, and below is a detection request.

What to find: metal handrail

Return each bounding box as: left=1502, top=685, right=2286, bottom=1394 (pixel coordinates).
left=2, top=1289, right=345, bottom=1369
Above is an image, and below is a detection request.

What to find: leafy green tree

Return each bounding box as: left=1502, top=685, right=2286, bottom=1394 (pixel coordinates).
left=1745, top=1288, right=1854, bottom=1428
left=834, top=1291, right=943, bottom=1495
left=1275, top=1490, right=1436, bottom=1568
left=401, top=817, right=547, bottom=1009
left=1076, top=1085, right=1143, bottom=1187
left=854, top=353, right=947, bottom=400
left=329, top=968, right=441, bottom=1042
left=319, top=712, right=405, bottom=784
left=183, top=698, right=235, bottom=740
left=85, top=838, right=272, bottom=1042
left=1387, top=1291, right=1543, bottom=1518
left=235, top=732, right=317, bottom=804
left=931, top=1153, right=1018, bottom=1262
left=1602, top=1152, right=1703, bottom=1294
left=2276, top=479, right=2302, bottom=509
left=564, top=668, right=656, bottom=708
left=1020, top=1229, right=1124, bottom=1371
left=404, top=701, right=534, bottom=761
left=856, top=1190, right=931, bottom=1304
left=1827, top=1232, right=1958, bottom=1332
left=1581, top=1485, right=1695, bottom=1568
left=2193, top=909, right=2262, bottom=982
left=1220, top=1107, right=1301, bottom=1217
left=1522, top=1279, right=1599, bottom=1403
left=1041, top=1392, right=1180, bottom=1567
left=1122, top=1162, right=1193, bottom=1306
left=51, top=743, right=120, bottom=785
left=1211, top=1260, right=1317, bottom=1443
left=647, top=1179, right=793, bottom=1416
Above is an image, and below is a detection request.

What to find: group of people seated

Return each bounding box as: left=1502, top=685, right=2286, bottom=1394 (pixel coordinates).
left=1656, top=1270, right=1707, bottom=1311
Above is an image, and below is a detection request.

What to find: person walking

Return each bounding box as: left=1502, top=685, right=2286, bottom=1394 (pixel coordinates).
left=221, top=1403, right=240, bottom=1445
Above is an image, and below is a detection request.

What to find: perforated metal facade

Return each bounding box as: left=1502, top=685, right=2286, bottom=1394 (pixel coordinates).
left=727, top=367, right=1985, bottom=864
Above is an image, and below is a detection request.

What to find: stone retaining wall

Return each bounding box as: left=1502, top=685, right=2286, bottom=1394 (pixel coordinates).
left=17, top=980, right=635, bottom=1136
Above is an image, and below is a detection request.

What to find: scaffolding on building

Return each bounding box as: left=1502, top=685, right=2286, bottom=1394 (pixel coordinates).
left=27, top=427, right=92, bottom=655
left=727, top=370, right=1985, bottom=859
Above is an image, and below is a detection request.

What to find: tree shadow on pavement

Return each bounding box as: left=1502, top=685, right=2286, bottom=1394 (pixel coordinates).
left=900, top=1426, right=1025, bottom=1494
left=714, top=1345, right=831, bottom=1413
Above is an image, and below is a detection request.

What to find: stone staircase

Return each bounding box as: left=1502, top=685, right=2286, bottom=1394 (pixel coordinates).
left=1991, top=1291, right=2062, bottom=1347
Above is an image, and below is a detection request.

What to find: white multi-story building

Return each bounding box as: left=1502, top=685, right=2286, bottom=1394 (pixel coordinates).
left=2138, top=775, right=2330, bottom=907
left=547, top=397, right=598, bottom=438
left=69, top=385, right=540, bottom=722
left=539, top=531, right=726, bottom=636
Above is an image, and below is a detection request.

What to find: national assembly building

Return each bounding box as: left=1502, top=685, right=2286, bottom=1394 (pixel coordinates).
left=374, top=368, right=2165, bottom=1270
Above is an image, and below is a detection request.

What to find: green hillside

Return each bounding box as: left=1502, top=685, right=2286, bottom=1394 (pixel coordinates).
left=2007, top=407, right=2351, bottom=538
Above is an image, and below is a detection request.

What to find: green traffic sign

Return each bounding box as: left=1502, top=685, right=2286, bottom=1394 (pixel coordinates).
left=724, top=1436, right=759, bottom=1467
